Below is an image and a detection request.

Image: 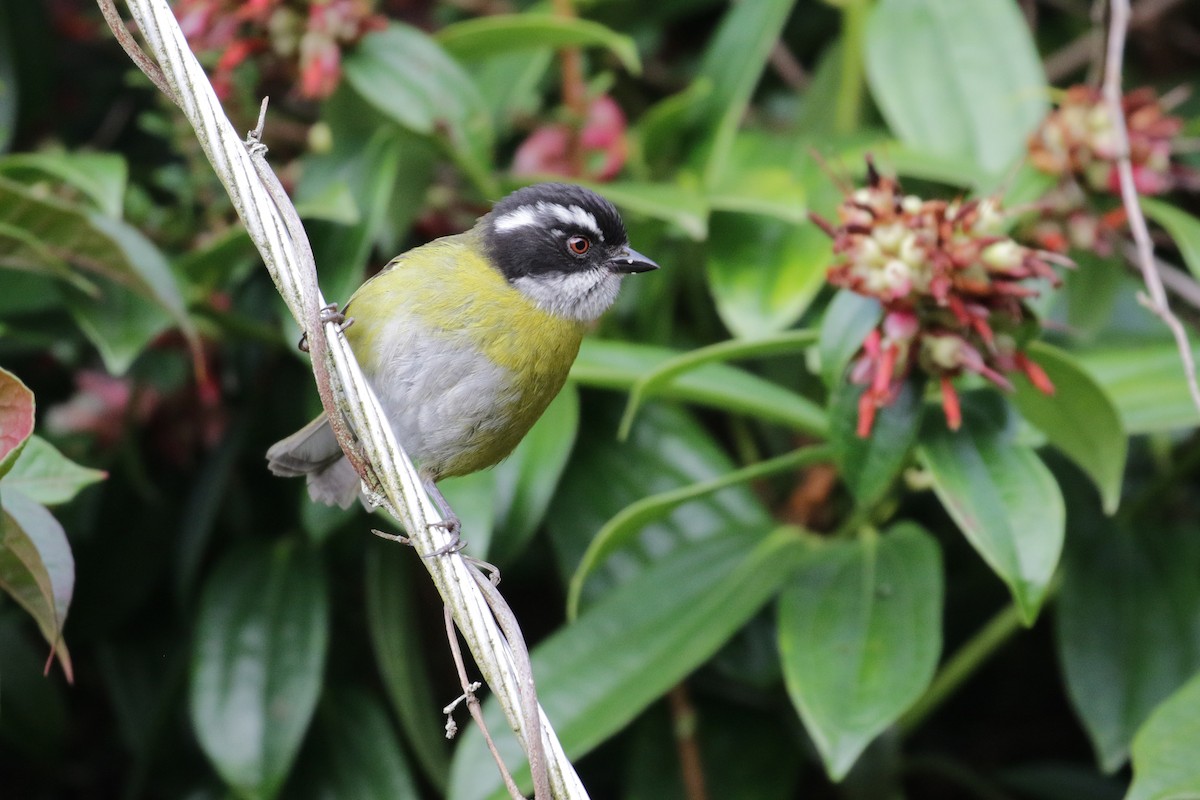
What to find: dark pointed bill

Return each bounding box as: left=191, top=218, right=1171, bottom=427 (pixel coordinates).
left=608, top=246, right=659, bottom=274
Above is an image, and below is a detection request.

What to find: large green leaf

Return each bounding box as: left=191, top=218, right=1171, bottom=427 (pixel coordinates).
left=436, top=14, right=640, bottom=74
left=190, top=542, right=329, bottom=800
left=0, top=365, right=33, bottom=479
left=919, top=397, right=1064, bottom=624
left=830, top=375, right=925, bottom=509
left=0, top=488, right=74, bottom=681
left=567, top=444, right=831, bottom=619
left=0, top=151, right=128, bottom=217
left=0, top=434, right=105, bottom=506
left=1141, top=198, right=1200, bottom=281
left=1056, top=469, right=1200, bottom=774
left=706, top=211, right=829, bottom=338
left=571, top=339, right=828, bottom=437
left=1011, top=342, right=1126, bottom=514
left=693, top=0, right=795, bottom=187
left=343, top=23, right=495, bottom=194
left=1126, top=672, right=1200, bottom=800
left=288, top=688, right=421, bottom=800
left=363, top=537, right=449, bottom=790
left=448, top=528, right=816, bottom=800
left=62, top=277, right=174, bottom=375
left=0, top=176, right=191, bottom=332
left=864, top=0, right=1047, bottom=173
left=817, top=290, right=881, bottom=390
left=549, top=401, right=770, bottom=608
left=1077, top=342, right=1200, bottom=434
left=778, top=523, right=943, bottom=780
left=489, top=384, right=579, bottom=564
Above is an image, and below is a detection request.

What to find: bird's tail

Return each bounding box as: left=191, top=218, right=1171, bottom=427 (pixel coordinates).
left=266, top=416, right=361, bottom=509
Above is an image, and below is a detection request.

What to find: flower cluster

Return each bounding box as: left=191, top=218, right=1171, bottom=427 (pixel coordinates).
left=814, top=162, right=1061, bottom=436
left=176, top=0, right=385, bottom=100
left=512, top=95, right=630, bottom=181
left=1028, top=85, right=1188, bottom=196
left=1024, top=86, right=1197, bottom=256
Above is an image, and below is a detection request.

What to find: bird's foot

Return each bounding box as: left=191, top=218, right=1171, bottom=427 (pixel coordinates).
left=298, top=303, right=356, bottom=352
left=425, top=517, right=467, bottom=558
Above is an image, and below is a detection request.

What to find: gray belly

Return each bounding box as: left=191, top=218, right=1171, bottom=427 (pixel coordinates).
left=367, top=327, right=521, bottom=478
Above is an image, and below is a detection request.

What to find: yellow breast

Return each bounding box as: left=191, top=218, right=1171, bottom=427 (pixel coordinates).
left=341, top=231, right=585, bottom=477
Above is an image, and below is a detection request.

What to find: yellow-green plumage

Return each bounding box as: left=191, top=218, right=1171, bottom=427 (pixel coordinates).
left=344, top=229, right=586, bottom=478
left=265, top=181, right=657, bottom=512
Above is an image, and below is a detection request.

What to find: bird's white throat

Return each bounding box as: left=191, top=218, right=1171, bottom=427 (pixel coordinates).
left=511, top=268, right=623, bottom=323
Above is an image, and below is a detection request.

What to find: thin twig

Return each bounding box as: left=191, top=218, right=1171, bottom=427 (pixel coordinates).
left=769, top=41, right=809, bottom=91
left=667, top=684, right=709, bottom=800
left=551, top=0, right=587, bottom=176
left=445, top=606, right=526, bottom=800
left=1121, top=241, right=1200, bottom=315
left=95, top=0, right=178, bottom=103
left=1103, top=0, right=1200, bottom=412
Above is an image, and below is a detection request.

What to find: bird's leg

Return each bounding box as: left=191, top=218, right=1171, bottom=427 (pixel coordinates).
left=424, top=476, right=466, bottom=557
left=297, top=303, right=356, bottom=352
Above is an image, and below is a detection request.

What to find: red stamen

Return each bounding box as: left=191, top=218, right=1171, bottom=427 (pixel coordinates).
left=940, top=375, right=962, bottom=430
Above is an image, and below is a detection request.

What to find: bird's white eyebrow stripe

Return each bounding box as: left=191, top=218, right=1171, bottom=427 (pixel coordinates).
left=493, top=201, right=604, bottom=240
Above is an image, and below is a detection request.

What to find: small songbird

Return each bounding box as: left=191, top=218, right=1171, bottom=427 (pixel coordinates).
left=266, top=183, right=658, bottom=541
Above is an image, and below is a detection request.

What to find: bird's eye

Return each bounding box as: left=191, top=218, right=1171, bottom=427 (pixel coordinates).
left=566, top=235, right=590, bottom=256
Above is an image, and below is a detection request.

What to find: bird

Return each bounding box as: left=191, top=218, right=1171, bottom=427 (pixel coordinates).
left=266, top=182, right=658, bottom=548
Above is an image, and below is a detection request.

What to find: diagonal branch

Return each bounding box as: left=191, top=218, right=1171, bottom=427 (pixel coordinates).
left=97, top=1, right=581, bottom=797
left=1102, top=0, right=1200, bottom=413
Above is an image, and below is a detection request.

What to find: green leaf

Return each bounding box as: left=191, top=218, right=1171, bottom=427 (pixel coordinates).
left=918, top=397, right=1064, bottom=624
left=489, top=384, right=579, bottom=564
left=1141, top=198, right=1200, bottom=281
left=0, top=152, right=128, bottom=217
left=818, top=290, right=881, bottom=390
left=1056, top=468, right=1200, bottom=774
left=1064, top=251, right=1128, bottom=341
left=549, top=401, right=771, bottom=608
left=865, top=0, right=1048, bottom=174
left=448, top=529, right=816, bottom=800
left=1011, top=342, right=1126, bottom=514
left=436, top=14, right=641, bottom=74
left=706, top=131, right=807, bottom=223
left=693, top=0, right=796, bottom=187
left=288, top=688, right=421, bottom=800
left=62, top=277, right=174, bottom=375
left=190, top=542, right=329, bottom=800
left=552, top=179, right=709, bottom=240
left=567, top=444, right=832, bottom=619
left=1077, top=342, right=1200, bottom=434
left=830, top=375, right=925, bottom=508
left=0, top=488, right=74, bottom=681
left=1126, top=672, right=1200, bottom=800
left=706, top=211, right=830, bottom=338
left=343, top=23, right=495, bottom=194
left=619, top=329, right=819, bottom=440
left=571, top=339, right=828, bottom=438
left=0, top=3, right=15, bottom=154
left=364, top=538, right=449, bottom=789
left=0, top=435, right=105, bottom=505
left=0, top=366, right=34, bottom=480
left=778, top=523, right=943, bottom=780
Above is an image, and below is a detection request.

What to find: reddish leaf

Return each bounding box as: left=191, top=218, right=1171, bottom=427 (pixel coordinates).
left=0, top=366, right=34, bottom=480
left=0, top=489, right=75, bottom=681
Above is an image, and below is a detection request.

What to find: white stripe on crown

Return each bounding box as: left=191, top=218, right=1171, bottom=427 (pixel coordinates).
left=493, top=201, right=604, bottom=241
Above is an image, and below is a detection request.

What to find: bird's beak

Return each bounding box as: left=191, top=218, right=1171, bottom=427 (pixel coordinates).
left=608, top=246, right=659, bottom=274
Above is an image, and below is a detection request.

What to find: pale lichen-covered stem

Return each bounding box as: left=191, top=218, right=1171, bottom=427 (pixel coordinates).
left=103, top=1, right=584, bottom=796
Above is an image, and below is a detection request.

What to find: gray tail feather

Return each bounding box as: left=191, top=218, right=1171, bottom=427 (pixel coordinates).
left=267, top=416, right=361, bottom=508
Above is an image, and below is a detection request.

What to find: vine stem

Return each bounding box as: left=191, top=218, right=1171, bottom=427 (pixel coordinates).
left=1102, top=0, right=1200, bottom=414
left=99, top=1, right=583, bottom=797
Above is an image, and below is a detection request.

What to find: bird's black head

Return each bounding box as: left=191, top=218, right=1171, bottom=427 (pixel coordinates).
left=482, top=183, right=658, bottom=322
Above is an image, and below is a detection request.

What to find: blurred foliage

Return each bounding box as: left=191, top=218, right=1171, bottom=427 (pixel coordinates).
left=3, top=0, right=1200, bottom=798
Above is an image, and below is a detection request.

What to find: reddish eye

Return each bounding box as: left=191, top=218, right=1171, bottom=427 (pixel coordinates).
left=567, top=235, right=590, bottom=255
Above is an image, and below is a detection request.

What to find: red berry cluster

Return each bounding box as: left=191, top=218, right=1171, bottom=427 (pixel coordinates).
left=176, top=0, right=385, bottom=100
left=813, top=162, right=1062, bottom=436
